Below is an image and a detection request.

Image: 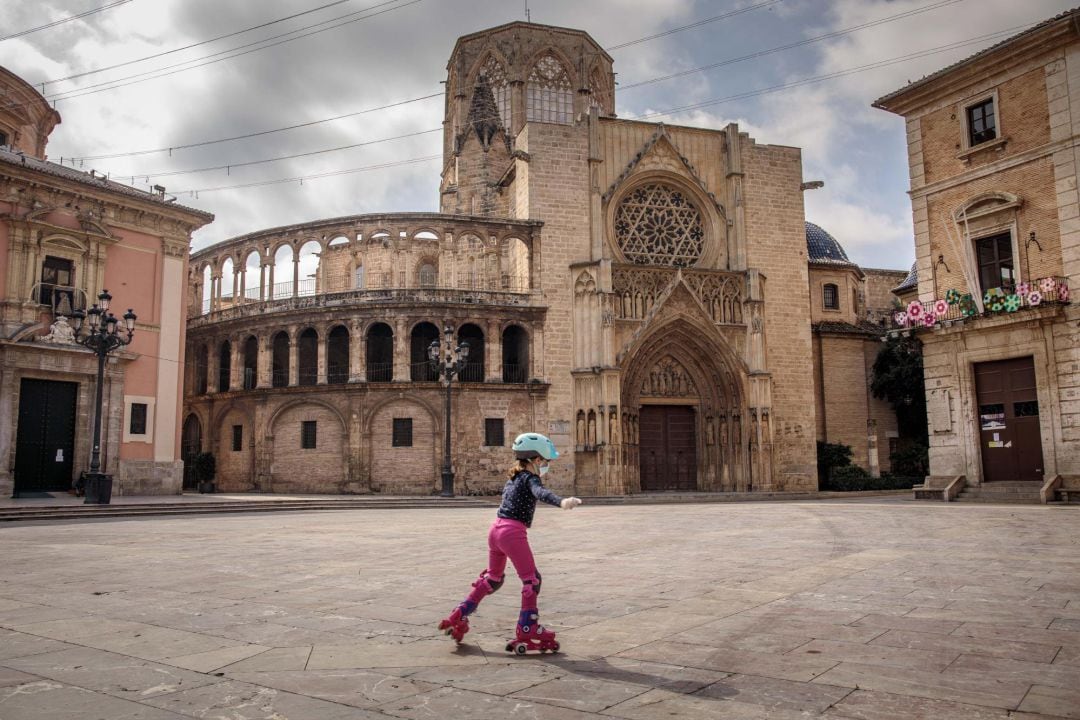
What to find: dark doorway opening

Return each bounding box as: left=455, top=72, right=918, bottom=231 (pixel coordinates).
left=411, top=322, right=440, bottom=381
left=502, top=325, right=528, bottom=383
left=298, top=328, right=318, bottom=385
left=639, top=405, right=697, bottom=492
left=14, top=379, right=78, bottom=496
left=366, top=323, right=394, bottom=382
left=457, top=323, right=485, bottom=382
left=327, top=325, right=350, bottom=384
left=272, top=332, right=290, bottom=387
left=182, top=414, right=202, bottom=491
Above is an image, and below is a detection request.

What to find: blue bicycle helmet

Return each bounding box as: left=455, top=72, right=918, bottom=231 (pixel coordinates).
left=512, top=432, right=559, bottom=461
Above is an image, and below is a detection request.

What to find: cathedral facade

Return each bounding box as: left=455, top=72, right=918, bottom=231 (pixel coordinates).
left=184, top=22, right=840, bottom=496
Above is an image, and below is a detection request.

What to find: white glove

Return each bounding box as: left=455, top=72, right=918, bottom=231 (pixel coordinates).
left=560, top=497, right=582, bottom=510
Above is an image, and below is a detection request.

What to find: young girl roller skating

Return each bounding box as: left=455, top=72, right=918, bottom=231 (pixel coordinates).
left=438, top=432, right=582, bottom=654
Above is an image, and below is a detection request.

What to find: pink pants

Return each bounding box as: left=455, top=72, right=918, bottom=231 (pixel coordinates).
left=463, top=518, right=541, bottom=611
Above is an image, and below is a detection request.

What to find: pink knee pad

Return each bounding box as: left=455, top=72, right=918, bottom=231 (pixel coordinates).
left=521, top=572, right=542, bottom=604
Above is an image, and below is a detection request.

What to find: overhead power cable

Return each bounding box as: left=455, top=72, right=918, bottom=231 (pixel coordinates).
left=42, top=0, right=357, bottom=85
left=65, top=0, right=966, bottom=165
left=606, top=0, right=785, bottom=51
left=168, top=22, right=1032, bottom=197
left=621, top=0, right=966, bottom=90
left=0, top=0, right=134, bottom=42
left=40, top=0, right=421, bottom=104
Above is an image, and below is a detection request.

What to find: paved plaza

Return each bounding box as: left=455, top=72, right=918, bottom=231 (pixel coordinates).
left=1, top=498, right=1079, bottom=719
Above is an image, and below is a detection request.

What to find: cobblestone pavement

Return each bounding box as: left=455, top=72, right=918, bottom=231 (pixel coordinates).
left=1, top=498, right=1079, bottom=719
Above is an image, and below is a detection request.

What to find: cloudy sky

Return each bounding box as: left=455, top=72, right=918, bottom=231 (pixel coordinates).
left=1, top=0, right=1072, bottom=270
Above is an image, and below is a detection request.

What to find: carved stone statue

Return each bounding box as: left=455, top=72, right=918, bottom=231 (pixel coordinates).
left=40, top=316, right=77, bottom=345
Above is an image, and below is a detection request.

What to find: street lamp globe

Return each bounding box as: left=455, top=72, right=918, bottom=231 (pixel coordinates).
left=98, top=289, right=112, bottom=311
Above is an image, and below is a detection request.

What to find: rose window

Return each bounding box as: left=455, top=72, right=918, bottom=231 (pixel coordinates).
left=614, top=183, right=705, bottom=267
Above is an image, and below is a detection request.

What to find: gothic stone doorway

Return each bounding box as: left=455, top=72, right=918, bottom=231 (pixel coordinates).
left=974, top=356, right=1044, bottom=483
left=640, top=404, right=696, bottom=491
left=14, top=379, right=78, bottom=496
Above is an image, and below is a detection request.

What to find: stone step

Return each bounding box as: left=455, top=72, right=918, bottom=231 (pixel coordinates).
left=953, top=497, right=1042, bottom=504
left=978, top=481, right=1045, bottom=488
left=958, top=488, right=1042, bottom=497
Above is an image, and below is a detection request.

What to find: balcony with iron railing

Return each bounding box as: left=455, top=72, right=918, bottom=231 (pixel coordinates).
left=29, top=283, right=88, bottom=316
left=886, top=276, right=1070, bottom=335
left=191, top=274, right=537, bottom=327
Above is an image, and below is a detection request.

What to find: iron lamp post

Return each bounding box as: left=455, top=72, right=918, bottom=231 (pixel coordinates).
left=71, top=290, right=136, bottom=504
left=429, top=324, right=469, bottom=498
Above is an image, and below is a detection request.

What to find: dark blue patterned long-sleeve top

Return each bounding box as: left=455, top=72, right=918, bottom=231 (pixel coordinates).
left=496, top=470, right=563, bottom=527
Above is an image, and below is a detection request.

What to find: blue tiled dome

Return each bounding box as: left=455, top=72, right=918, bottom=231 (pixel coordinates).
left=806, top=221, right=854, bottom=266
left=893, top=262, right=918, bottom=293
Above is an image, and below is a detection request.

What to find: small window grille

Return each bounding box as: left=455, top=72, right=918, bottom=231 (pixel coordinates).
left=129, top=403, right=148, bottom=435
left=232, top=425, right=243, bottom=451
left=967, top=98, right=996, bottom=146
left=301, top=420, right=317, bottom=449
left=485, top=418, right=505, bottom=447
left=392, top=418, right=413, bottom=447
left=823, top=283, right=839, bottom=310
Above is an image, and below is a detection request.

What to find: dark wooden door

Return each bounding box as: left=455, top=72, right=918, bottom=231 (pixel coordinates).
left=181, top=415, right=202, bottom=491
left=974, top=357, right=1043, bottom=482
left=639, top=405, right=697, bottom=492
left=14, top=379, right=78, bottom=495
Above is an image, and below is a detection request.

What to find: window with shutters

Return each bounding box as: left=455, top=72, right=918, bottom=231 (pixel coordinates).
left=392, top=418, right=413, bottom=447
left=301, top=421, right=317, bottom=449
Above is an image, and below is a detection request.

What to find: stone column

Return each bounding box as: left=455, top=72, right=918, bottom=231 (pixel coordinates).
left=288, top=326, right=299, bottom=386
left=292, top=257, right=300, bottom=298
left=266, top=263, right=274, bottom=301
left=485, top=319, right=501, bottom=382
left=393, top=318, right=408, bottom=381
left=229, top=336, right=241, bottom=391
left=257, top=334, right=271, bottom=388
left=207, top=339, right=219, bottom=393
left=317, top=324, right=328, bottom=385
left=349, top=319, right=364, bottom=382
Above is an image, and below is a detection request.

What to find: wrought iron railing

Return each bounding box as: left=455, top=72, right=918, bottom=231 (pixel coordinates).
left=327, top=363, right=349, bottom=384
left=458, top=362, right=484, bottom=383
left=297, top=368, right=318, bottom=386
left=30, top=283, right=88, bottom=315
left=888, top=276, right=1070, bottom=332
left=242, top=368, right=256, bottom=390
left=272, top=369, right=289, bottom=388
left=367, top=362, right=393, bottom=382
left=410, top=362, right=439, bottom=382
left=502, top=364, right=527, bottom=383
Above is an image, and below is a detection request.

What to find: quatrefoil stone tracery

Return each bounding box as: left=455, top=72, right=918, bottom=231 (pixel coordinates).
left=614, top=184, right=704, bottom=267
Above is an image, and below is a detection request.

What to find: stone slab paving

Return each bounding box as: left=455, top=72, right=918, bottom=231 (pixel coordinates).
left=0, top=498, right=1078, bottom=719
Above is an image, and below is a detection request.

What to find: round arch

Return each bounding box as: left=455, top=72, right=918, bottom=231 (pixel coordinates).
left=364, top=394, right=441, bottom=494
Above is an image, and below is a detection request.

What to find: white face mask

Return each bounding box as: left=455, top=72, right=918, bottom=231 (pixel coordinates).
left=537, top=463, right=550, bottom=477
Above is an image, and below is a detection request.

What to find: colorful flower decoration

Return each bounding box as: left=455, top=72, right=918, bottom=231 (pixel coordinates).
left=894, top=310, right=909, bottom=327
left=1040, top=277, right=1057, bottom=295
left=945, top=288, right=961, bottom=305
left=922, top=313, right=936, bottom=328
left=1028, top=290, right=1042, bottom=307
left=1003, top=294, right=1021, bottom=312
left=1016, top=281, right=1030, bottom=297
left=1059, top=284, right=1070, bottom=303
left=906, top=300, right=924, bottom=321
left=933, top=299, right=948, bottom=317
left=960, top=294, right=978, bottom=317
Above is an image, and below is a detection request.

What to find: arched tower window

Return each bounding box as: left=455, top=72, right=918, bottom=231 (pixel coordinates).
left=327, top=325, right=350, bottom=384
left=366, top=323, right=393, bottom=382
left=298, top=328, right=318, bottom=385
left=457, top=324, right=485, bottom=382
left=418, top=262, right=437, bottom=288
left=410, top=322, right=440, bottom=381
left=614, top=183, right=705, bottom=267
left=195, top=345, right=208, bottom=395
left=526, top=54, right=573, bottom=124
left=502, top=325, right=528, bottom=383
left=823, top=283, right=839, bottom=310
left=242, top=336, right=258, bottom=390
left=272, top=331, right=290, bottom=387
left=218, top=340, right=231, bottom=392
left=480, top=55, right=510, bottom=129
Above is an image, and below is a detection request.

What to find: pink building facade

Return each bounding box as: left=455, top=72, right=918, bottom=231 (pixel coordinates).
left=0, top=66, right=213, bottom=496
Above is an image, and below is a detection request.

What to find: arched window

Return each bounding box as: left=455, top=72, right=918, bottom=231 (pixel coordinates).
left=355, top=264, right=365, bottom=289
left=202, top=265, right=212, bottom=314
left=298, top=328, right=318, bottom=385
left=218, top=340, right=231, bottom=392
left=614, top=183, right=705, bottom=267
left=194, top=345, right=209, bottom=395
left=502, top=325, right=528, bottom=383
left=480, top=55, right=510, bottom=129
left=503, top=237, right=530, bottom=291
left=823, top=283, right=839, bottom=310
left=272, top=331, right=290, bottom=387
left=418, top=262, right=437, bottom=288
left=410, top=322, right=440, bottom=381
left=297, top=240, right=321, bottom=296
left=589, top=67, right=611, bottom=113
left=366, top=323, right=393, bottom=382
left=526, top=54, right=573, bottom=124
left=242, top=336, right=258, bottom=390
left=221, top=258, right=235, bottom=303
left=457, top=324, right=485, bottom=382
left=243, top=251, right=262, bottom=301
left=327, top=325, right=349, bottom=384
left=273, top=245, right=294, bottom=299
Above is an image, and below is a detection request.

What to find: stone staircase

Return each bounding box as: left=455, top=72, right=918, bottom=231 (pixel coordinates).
left=0, top=495, right=495, bottom=523
left=953, top=481, right=1043, bottom=504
